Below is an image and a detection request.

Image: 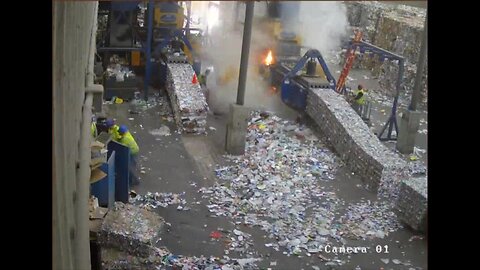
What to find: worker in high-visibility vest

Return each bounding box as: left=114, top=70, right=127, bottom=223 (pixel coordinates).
left=91, top=120, right=97, bottom=138
left=117, top=125, right=140, bottom=185
left=351, top=84, right=367, bottom=115
left=117, top=125, right=139, bottom=155
left=91, top=115, right=98, bottom=138
left=106, top=119, right=121, bottom=141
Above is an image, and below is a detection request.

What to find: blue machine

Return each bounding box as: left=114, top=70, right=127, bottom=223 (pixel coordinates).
left=280, top=49, right=336, bottom=111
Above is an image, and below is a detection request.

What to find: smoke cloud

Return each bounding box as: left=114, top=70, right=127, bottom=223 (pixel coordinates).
left=298, top=1, right=349, bottom=53
left=197, top=1, right=348, bottom=116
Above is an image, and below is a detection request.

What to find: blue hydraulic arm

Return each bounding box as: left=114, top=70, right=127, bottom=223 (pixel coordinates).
left=283, top=49, right=336, bottom=90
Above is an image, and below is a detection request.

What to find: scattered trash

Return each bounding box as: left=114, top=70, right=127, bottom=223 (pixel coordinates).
left=130, top=192, right=188, bottom=210
left=392, top=259, right=402, bottom=264
left=128, top=118, right=134, bottom=120
left=209, top=126, right=217, bottom=131
left=209, top=231, right=222, bottom=239
left=409, top=235, right=424, bottom=241
left=338, top=201, right=402, bottom=240
left=149, top=125, right=171, bottom=136
left=381, top=258, right=390, bottom=264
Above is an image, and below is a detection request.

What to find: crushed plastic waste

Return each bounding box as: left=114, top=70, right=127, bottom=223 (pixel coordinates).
left=130, top=192, right=189, bottom=211
left=149, top=125, right=171, bottom=136
left=166, top=63, right=209, bottom=134
left=97, top=202, right=165, bottom=257
left=103, top=245, right=263, bottom=270
left=337, top=201, right=402, bottom=240
left=200, top=111, right=404, bottom=260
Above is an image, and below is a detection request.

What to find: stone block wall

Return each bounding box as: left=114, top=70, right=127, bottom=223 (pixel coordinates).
left=306, top=88, right=408, bottom=199
left=395, top=177, right=427, bottom=232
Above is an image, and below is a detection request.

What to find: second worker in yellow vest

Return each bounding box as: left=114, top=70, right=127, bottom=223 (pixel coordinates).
left=117, top=125, right=139, bottom=155
left=106, top=119, right=121, bottom=141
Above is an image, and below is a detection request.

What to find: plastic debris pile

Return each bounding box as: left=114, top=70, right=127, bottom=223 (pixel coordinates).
left=130, top=192, right=189, bottom=211
left=306, top=88, right=409, bottom=198
left=129, top=94, right=169, bottom=114
left=98, top=202, right=165, bottom=257
left=378, top=60, right=427, bottom=108
left=166, top=63, right=209, bottom=134
left=408, top=162, right=427, bottom=177
left=200, top=111, right=406, bottom=263
left=341, top=1, right=427, bottom=108
left=149, top=125, right=171, bottom=136
left=208, top=228, right=256, bottom=256
left=337, top=201, right=402, bottom=240
left=102, top=245, right=262, bottom=270
left=344, top=1, right=396, bottom=42
left=201, top=112, right=348, bottom=258
left=395, top=177, right=427, bottom=232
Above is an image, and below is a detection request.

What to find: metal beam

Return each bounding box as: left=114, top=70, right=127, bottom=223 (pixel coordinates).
left=236, top=2, right=254, bottom=106
left=97, top=47, right=143, bottom=52
left=144, top=0, right=154, bottom=101
left=186, top=1, right=191, bottom=36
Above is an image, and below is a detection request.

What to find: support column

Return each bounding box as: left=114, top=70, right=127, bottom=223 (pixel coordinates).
left=226, top=1, right=254, bottom=155
left=396, top=12, right=427, bottom=154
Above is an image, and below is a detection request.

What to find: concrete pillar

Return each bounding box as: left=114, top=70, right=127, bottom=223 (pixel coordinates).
left=225, top=104, right=251, bottom=155
left=396, top=110, right=421, bottom=154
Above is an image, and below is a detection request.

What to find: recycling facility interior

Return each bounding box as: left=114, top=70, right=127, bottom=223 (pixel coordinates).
left=53, top=1, right=428, bottom=270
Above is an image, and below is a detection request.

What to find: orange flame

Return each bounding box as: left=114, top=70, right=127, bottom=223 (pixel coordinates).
left=264, top=50, right=273, bottom=66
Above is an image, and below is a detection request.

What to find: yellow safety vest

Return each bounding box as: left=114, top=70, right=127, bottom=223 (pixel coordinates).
left=353, top=89, right=366, bottom=105
left=91, top=122, right=97, bottom=138
left=118, top=131, right=139, bottom=155
left=109, top=125, right=121, bottom=141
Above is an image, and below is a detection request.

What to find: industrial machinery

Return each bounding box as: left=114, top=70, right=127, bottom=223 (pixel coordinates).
left=280, top=49, right=336, bottom=111
left=96, top=1, right=201, bottom=100
left=258, top=1, right=404, bottom=140
left=339, top=38, right=406, bottom=140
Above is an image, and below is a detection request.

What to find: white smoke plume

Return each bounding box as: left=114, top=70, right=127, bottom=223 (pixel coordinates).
left=298, top=1, right=349, bottom=53
left=197, top=1, right=348, bottom=116
left=201, top=2, right=279, bottom=115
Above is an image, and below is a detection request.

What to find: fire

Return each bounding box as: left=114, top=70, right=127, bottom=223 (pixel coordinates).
left=264, top=50, right=273, bottom=66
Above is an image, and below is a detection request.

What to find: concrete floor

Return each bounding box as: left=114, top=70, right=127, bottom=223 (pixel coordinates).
left=102, top=78, right=427, bottom=269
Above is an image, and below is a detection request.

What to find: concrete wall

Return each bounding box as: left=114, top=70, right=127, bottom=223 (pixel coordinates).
left=53, top=2, right=98, bottom=269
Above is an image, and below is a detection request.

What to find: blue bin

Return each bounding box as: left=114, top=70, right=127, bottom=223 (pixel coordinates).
left=91, top=151, right=116, bottom=208
left=108, top=141, right=130, bottom=203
